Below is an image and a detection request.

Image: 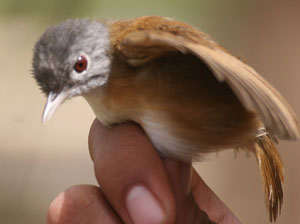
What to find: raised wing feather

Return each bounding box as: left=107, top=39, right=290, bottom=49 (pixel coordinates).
left=119, top=28, right=299, bottom=140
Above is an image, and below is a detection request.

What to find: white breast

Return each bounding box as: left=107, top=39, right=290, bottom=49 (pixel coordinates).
left=140, top=111, right=203, bottom=161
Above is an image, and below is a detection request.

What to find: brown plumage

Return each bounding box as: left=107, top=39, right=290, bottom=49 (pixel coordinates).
left=103, top=16, right=297, bottom=221
left=32, top=16, right=299, bottom=222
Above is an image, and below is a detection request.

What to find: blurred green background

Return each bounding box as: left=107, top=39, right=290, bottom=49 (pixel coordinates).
left=1, top=0, right=300, bottom=223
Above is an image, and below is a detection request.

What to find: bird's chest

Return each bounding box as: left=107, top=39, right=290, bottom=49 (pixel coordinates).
left=83, top=85, right=200, bottom=161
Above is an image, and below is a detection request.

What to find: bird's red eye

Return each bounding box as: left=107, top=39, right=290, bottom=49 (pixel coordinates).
left=74, top=56, right=88, bottom=73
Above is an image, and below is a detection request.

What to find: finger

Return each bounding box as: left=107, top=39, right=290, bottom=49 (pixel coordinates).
left=191, top=170, right=242, bottom=224
left=47, top=185, right=122, bottom=224
left=88, top=120, right=176, bottom=224
left=164, top=159, right=216, bottom=224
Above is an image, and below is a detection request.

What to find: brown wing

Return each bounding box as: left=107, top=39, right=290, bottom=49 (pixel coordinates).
left=112, top=16, right=299, bottom=140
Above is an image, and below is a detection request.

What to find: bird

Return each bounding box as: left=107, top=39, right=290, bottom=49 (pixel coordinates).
left=32, top=16, right=299, bottom=222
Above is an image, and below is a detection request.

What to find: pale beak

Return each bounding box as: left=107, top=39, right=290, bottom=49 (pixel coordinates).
left=42, top=90, right=70, bottom=124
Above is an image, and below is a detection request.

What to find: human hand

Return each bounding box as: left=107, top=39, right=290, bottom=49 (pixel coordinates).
left=47, top=119, right=242, bottom=224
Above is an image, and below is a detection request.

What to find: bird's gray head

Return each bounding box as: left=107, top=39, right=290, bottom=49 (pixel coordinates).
left=32, top=19, right=111, bottom=123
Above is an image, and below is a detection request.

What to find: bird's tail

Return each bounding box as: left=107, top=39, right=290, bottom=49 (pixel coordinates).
left=254, top=128, right=284, bottom=222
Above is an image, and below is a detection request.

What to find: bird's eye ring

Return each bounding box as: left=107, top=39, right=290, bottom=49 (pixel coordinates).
left=74, top=55, right=88, bottom=73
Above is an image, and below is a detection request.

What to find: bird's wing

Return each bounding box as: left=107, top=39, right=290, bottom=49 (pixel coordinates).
left=116, top=19, right=299, bottom=140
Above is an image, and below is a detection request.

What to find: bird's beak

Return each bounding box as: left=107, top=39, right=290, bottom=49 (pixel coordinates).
left=42, top=90, right=70, bottom=124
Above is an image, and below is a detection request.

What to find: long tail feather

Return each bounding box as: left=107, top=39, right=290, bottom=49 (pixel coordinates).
left=254, top=129, right=284, bottom=222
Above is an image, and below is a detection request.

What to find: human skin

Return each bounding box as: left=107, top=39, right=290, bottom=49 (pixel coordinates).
left=47, top=119, right=241, bottom=224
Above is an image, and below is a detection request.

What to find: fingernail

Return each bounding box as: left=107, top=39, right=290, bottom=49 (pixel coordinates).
left=126, top=185, right=165, bottom=224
